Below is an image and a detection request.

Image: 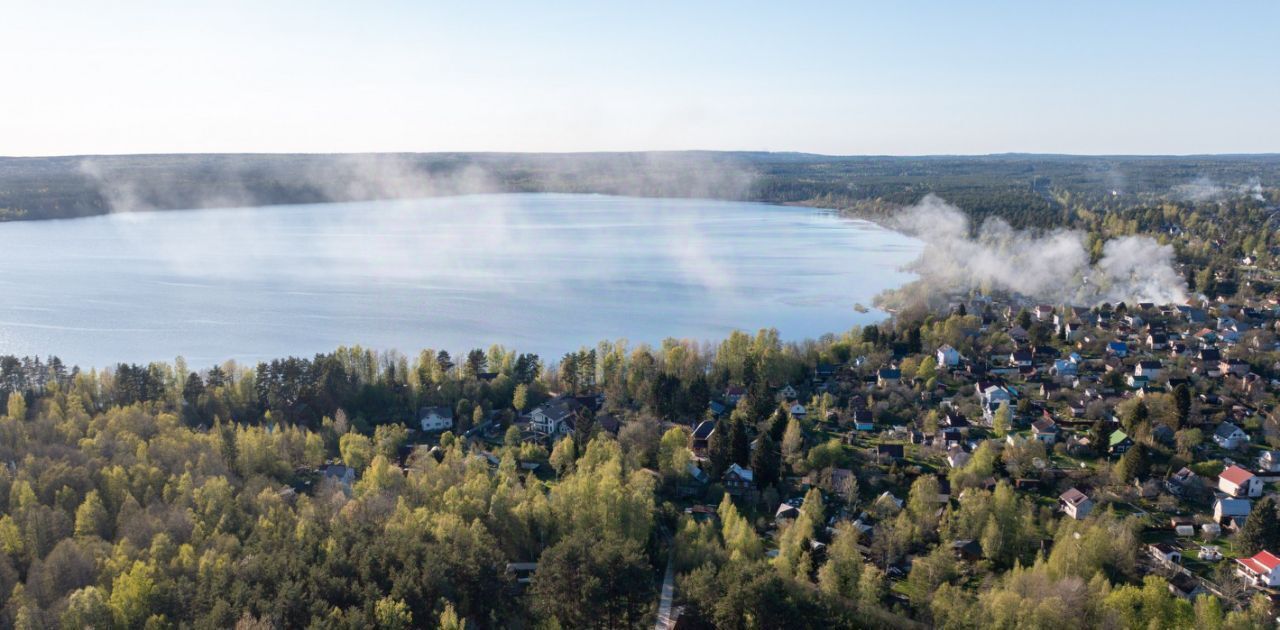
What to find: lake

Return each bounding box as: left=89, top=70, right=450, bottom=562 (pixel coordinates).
left=0, top=194, right=921, bottom=368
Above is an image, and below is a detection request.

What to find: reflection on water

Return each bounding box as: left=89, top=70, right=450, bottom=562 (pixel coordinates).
left=0, top=194, right=921, bottom=368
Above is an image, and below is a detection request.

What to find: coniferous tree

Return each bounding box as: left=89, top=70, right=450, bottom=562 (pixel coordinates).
left=1173, top=383, right=1191, bottom=428
left=728, top=418, right=750, bottom=467
left=708, top=420, right=731, bottom=477
left=751, top=433, right=780, bottom=488
left=1237, top=496, right=1280, bottom=556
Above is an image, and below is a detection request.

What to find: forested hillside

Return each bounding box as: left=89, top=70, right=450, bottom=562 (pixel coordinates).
left=1, top=152, right=1278, bottom=227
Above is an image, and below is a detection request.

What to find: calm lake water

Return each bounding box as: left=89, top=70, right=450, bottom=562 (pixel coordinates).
left=0, top=194, right=921, bottom=369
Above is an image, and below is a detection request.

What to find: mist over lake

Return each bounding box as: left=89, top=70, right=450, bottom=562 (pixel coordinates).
left=0, top=194, right=921, bottom=368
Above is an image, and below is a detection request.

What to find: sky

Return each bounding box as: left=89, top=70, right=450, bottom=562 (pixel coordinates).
left=2, top=1, right=1277, bottom=157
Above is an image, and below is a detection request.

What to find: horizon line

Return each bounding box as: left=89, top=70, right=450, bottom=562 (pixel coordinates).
left=4, top=150, right=1280, bottom=160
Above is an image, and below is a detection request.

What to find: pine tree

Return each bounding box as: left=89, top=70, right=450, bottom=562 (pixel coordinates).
left=728, top=418, right=750, bottom=467
left=707, top=421, right=730, bottom=477
left=1173, top=383, right=1191, bottom=428
left=750, top=433, right=780, bottom=488
left=1237, top=496, right=1280, bottom=556
left=1113, top=443, right=1149, bottom=483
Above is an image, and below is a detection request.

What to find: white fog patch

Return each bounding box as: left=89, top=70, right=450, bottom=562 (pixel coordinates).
left=892, top=194, right=1186, bottom=306
left=1171, top=176, right=1266, bottom=203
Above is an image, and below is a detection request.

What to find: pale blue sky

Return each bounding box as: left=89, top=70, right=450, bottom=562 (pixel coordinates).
left=2, top=1, right=1276, bottom=156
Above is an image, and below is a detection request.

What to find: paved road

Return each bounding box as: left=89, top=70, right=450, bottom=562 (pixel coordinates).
left=655, top=542, right=677, bottom=630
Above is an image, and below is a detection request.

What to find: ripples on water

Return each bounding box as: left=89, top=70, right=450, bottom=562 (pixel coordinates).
left=0, top=194, right=921, bottom=368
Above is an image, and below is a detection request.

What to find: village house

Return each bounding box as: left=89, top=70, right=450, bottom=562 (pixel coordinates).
left=1218, top=465, right=1263, bottom=498
left=851, top=409, right=875, bottom=431
left=418, top=406, right=454, bottom=432
left=1009, top=349, right=1033, bottom=368
left=877, top=368, right=901, bottom=387
left=1148, top=543, right=1181, bottom=566
left=936, top=345, right=961, bottom=367
left=690, top=420, right=716, bottom=456
left=723, top=463, right=755, bottom=496
left=940, top=409, right=970, bottom=429
left=777, top=384, right=798, bottom=400
left=1051, top=358, right=1078, bottom=378
left=1212, top=422, right=1249, bottom=449
left=952, top=539, right=984, bottom=562
left=1236, top=550, right=1280, bottom=588
left=1166, top=573, right=1206, bottom=600
left=774, top=501, right=801, bottom=524
left=813, top=363, right=837, bottom=382
left=1134, top=360, right=1162, bottom=380
left=1031, top=418, right=1058, bottom=444
left=1059, top=488, right=1094, bottom=520
left=1166, top=467, right=1199, bottom=497
left=1257, top=450, right=1280, bottom=473
left=1219, top=359, right=1250, bottom=378
left=529, top=396, right=582, bottom=439
left=1213, top=497, right=1251, bottom=527
left=876, top=443, right=905, bottom=463
left=1108, top=430, right=1133, bottom=456
left=724, top=385, right=746, bottom=405
left=1062, top=321, right=1085, bottom=341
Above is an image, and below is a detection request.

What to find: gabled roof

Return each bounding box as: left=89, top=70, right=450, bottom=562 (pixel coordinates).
left=1059, top=488, right=1089, bottom=506
left=1109, top=430, right=1131, bottom=447
left=1214, top=422, right=1244, bottom=439
left=1032, top=418, right=1057, bottom=433
left=725, top=463, right=754, bottom=482
left=534, top=396, right=583, bottom=422
left=419, top=406, right=454, bottom=419
left=1219, top=465, right=1255, bottom=486
left=691, top=420, right=716, bottom=440
left=1237, top=550, right=1280, bottom=574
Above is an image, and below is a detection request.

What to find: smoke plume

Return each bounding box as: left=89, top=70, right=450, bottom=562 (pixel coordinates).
left=1171, top=176, right=1266, bottom=203
left=891, top=195, right=1187, bottom=306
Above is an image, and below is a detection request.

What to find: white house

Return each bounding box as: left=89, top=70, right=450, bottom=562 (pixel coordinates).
left=1135, top=360, right=1163, bottom=380
left=778, top=384, right=798, bottom=400
left=936, top=345, right=961, bottom=368
left=1218, top=465, right=1263, bottom=498
left=1236, top=550, right=1280, bottom=588
left=1257, top=451, right=1280, bottom=473
left=946, top=447, right=971, bottom=469
left=1213, top=497, right=1251, bottom=524
left=1059, top=488, right=1093, bottom=520
left=418, top=406, right=454, bottom=432
left=1031, top=418, right=1058, bottom=445
left=1213, top=422, right=1249, bottom=449
left=1149, top=543, right=1181, bottom=566
left=529, top=396, right=582, bottom=438
left=789, top=402, right=807, bottom=418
